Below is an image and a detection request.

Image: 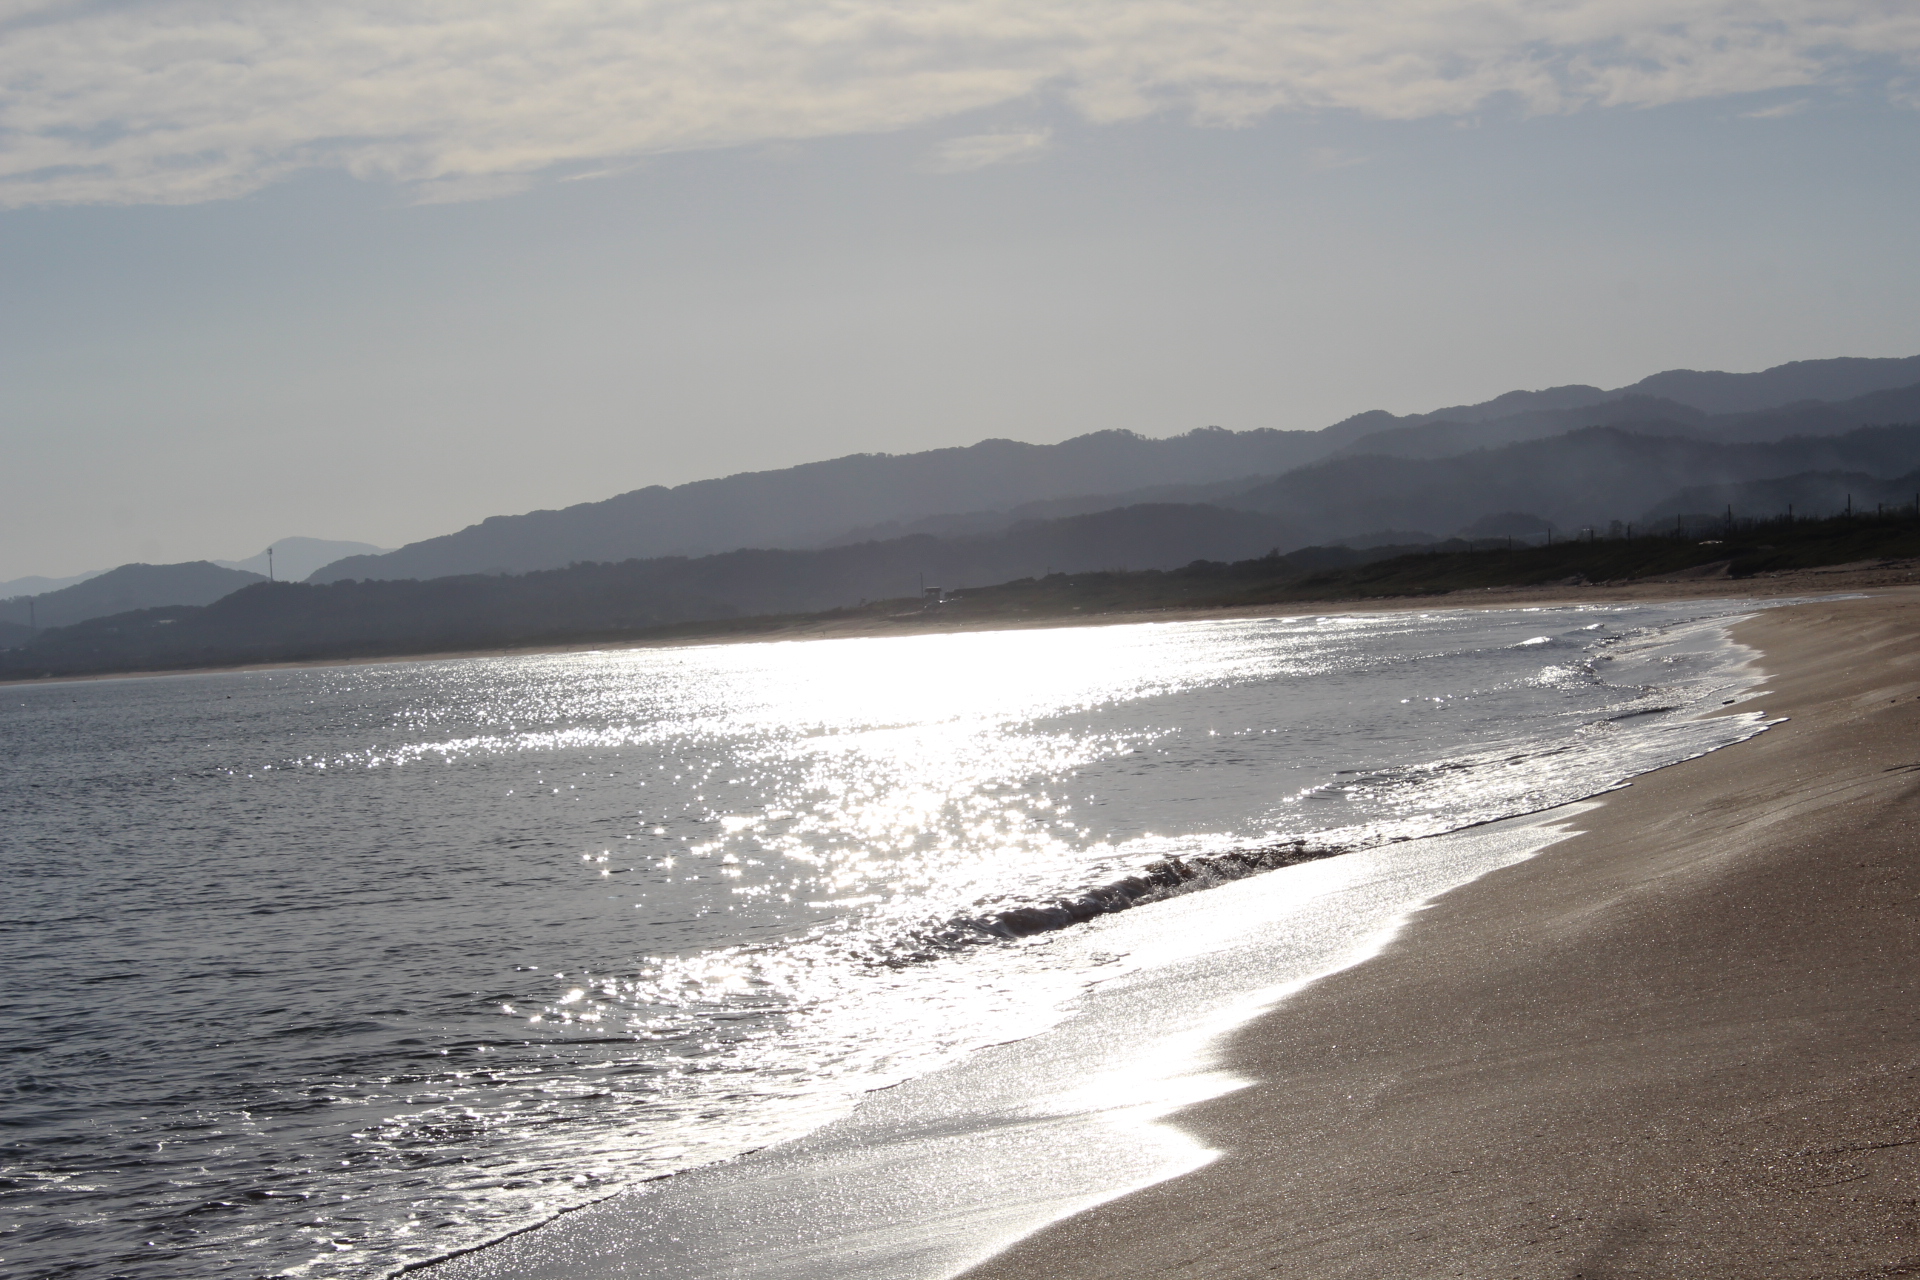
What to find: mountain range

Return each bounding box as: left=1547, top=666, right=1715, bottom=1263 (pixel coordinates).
left=213, top=537, right=389, bottom=582
left=8, top=353, right=1920, bottom=660
left=0, top=561, right=265, bottom=632
left=0, top=568, right=107, bottom=600
left=1229, top=423, right=1920, bottom=542
left=13, top=417, right=1920, bottom=678
left=310, top=354, right=1920, bottom=584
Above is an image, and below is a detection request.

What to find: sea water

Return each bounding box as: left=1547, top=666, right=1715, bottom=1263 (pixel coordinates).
left=0, top=601, right=1772, bottom=1279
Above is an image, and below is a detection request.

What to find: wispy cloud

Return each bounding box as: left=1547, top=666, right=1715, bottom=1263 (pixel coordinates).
left=922, top=129, right=1053, bottom=172
left=1, top=1, right=1915, bottom=208
left=1742, top=98, right=1812, bottom=118
left=1306, top=146, right=1368, bottom=171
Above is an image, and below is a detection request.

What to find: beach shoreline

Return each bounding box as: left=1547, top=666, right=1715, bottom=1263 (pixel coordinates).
left=29, top=585, right=1912, bottom=1279
left=8, top=556, right=1915, bottom=686
left=410, top=594, right=1790, bottom=1280
left=958, top=587, right=1920, bottom=1278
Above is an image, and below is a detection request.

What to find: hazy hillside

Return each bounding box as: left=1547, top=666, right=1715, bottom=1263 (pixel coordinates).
left=216, top=537, right=389, bottom=581
left=5, top=504, right=1308, bottom=673
left=0, top=568, right=107, bottom=599
left=1691, top=382, right=1920, bottom=444
left=821, top=474, right=1278, bottom=545
left=1330, top=381, right=1920, bottom=462
left=0, top=561, right=266, bottom=630
left=1628, top=354, right=1920, bottom=415
left=316, top=500, right=1307, bottom=622
left=308, top=353, right=1920, bottom=587
left=1327, top=395, right=1709, bottom=461
left=1326, top=352, right=1920, bottom=437
left=1642, top=469, right=1920, bottom=523
left=1234, top=423, right=1920, bottom=541
left=309, top=428, right=1328, bottom=584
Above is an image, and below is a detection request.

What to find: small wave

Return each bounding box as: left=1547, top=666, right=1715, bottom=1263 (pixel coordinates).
left=1605, top=704, right=1679, bottom=721
left=943, top=838, right=1345, bottom=943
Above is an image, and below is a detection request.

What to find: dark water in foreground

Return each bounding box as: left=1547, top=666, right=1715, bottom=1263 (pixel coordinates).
left=1, top=603, right=1768, bottom=1279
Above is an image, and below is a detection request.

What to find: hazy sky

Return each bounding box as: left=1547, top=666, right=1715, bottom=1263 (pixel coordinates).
left=4, top=1, right=1919, bottom=580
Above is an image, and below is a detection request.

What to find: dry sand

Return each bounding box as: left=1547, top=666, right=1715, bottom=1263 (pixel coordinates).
left=959, top=589, right=1920, bottom=1277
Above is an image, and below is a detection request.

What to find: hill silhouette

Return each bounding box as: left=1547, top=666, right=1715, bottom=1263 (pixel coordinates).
left=0, top=561, right=266, bottom=630
left=12, top=355, right=1920, bottom=680
left=1325, top=352, right=1920, bottom=434
left=308, top=355, right=1920, bottom=586
left=0, top=568, right=107, bottom=599
left=216, top=537, right=389, bottom=582
left=1326, top=394, right=1709, bottom=461
left=3, top=504, right=1315, bottom=676
left=11, top=504, right=1920, bottom=681
left=307, top=429, right=1328, bottom=584
left=1642, top=469, right=1920, bottom=523
left=1626, top=354, right=1920, bottom=414
left=1233, top=422, right=1920, bottom=542
left=1327, top=381, right=1920, bottom=461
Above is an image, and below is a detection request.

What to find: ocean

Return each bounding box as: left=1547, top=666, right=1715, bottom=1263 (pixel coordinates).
left=1, top=601, right=1772, bottom=1280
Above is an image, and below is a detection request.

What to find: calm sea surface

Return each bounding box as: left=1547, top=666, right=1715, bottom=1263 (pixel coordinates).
left=2, top=603, right=1770, bottom=1279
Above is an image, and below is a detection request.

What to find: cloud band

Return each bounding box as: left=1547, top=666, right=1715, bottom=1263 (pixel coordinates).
left=1, top=0, right=1914, bottom=206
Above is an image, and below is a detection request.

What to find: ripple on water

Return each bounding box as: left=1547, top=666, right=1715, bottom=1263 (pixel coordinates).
left=0, top=602, right=1772, bottom=1279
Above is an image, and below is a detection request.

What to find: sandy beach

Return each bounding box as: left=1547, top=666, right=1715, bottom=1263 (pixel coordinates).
left=35, top=580, right=1913, bottom=1279
left=959, top=589, right=1920, bottom=1277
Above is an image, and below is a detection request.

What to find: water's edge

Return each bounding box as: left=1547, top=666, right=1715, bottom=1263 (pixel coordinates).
left=418, top=613, right=1777, bottom=1280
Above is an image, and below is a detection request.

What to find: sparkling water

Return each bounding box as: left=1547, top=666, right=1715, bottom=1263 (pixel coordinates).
left=0, top=601, right=1770, bottom=1279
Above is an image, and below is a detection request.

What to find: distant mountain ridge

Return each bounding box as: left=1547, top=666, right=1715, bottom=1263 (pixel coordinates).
left=1325, top=395, right=1709, bottom=461
left=16, top=417, right=1920, bottom=677
left=1328, top=353, right=1920, bottom=432
left=1643, top=470, right=1920, bottom=523
left=0, top=568, right=107, bottom=599
left=0, top=562, right=266, bottom=630
left=1326, top=380, right=1920, bottom=462
left=307, top=428, right=1332, bottom=583
left=5, top=503, right=1319, bottom=675
left=1, top=538, right=383, bottom=624
left=216, top=537, right=390, bottom=582
left=309, top=353, right=1920, bottom=586
left=1234, top=423, right=1920, bottom=541
left=1629, top=355, right=1920, bottom=414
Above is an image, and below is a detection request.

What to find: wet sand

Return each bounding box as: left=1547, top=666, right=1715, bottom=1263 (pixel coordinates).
left=961, top=589, right=1920, bottom=1277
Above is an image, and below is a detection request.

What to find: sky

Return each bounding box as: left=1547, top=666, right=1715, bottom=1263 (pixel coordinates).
left=4, top=1, right=1920, bottom=581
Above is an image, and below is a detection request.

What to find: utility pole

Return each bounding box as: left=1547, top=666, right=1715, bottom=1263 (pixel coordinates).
left=268, top=546, right=274, bottom=582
